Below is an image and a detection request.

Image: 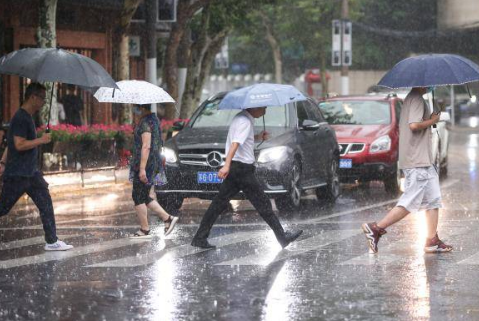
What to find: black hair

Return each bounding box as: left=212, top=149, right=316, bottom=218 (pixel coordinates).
left=25, top=83, right=46, bottom=100
left=137, top=104, right=151, bottom=110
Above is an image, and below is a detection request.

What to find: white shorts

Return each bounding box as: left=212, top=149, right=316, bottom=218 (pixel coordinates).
left=396, top=166, right=442, bottom=213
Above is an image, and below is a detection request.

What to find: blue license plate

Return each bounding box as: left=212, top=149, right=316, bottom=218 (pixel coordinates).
left=197, top=172, right=223, bottom=184
left=339, top=159, right=352, bottom=168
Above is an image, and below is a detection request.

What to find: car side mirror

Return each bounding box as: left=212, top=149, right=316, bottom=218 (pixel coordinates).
left=301, top=119, right=320, bottom=130
left=439, top=111, right=450, bottom=122
left=172, top=121, right=185, bottom=131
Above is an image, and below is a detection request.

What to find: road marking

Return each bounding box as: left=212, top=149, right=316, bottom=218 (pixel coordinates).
left=5, top=211, right=137, bottom=230
left=338, top=240, right=409, bottom=265
left=341, top=227, right=462, bottom=266
left=301, top=179, right=459, bottom=225
left=56, top=210, right=135, bottom=224
left=215, top=230, right=360, bottom=266
left=457, top=252, right=479, bottom=265
left=0, top=235, right=78, bottom=251
left=0, top=178, right=460, bottom=232
left=86, top=231, right=264, bottom=268
left=0, top=238, right=150, bottom=269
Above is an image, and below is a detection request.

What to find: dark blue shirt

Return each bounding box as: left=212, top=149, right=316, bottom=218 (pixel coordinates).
left=4, top=108, right=38, bottom=177
left=129, top=113, right=163, bottom=183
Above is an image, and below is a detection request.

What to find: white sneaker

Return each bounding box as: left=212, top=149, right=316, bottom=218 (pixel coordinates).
left=44, top=240, right=74, bottom=251
left=164, top=216, right=179, bottom=236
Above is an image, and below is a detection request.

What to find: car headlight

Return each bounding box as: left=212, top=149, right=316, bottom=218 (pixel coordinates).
left=162, top=147, right=178, bottom=163
left=370, top=135, right=391, bottom=153
left=257, top=146, right=288, bottom=163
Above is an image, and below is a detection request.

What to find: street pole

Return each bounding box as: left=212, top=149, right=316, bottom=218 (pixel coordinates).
left=145, top=0, right=158, bottom=113
left=341, top=0, right=349, bottom=95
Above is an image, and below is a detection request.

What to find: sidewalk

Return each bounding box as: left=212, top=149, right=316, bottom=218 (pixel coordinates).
left=46, top=167, right=130, bottom=197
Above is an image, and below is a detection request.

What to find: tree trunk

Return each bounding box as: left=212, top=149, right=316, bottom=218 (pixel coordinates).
left=179, top=7, right=210, bottom=119
left=180, top=27, right=230, bottom=119
left=259, top=12, right=282, bottom=84
left=177, top=27, right=192, bottom=109
left=193, top=31, right=230, bottom=111
left=36, top=0, right=58, bottom=126
left=320, top=53, right=329, bottom=96
left=162, top=0, right=210, bottom=120
left=115, top=0, right=142, bottom=124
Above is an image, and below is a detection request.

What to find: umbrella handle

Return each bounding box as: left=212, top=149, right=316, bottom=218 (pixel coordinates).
left=256, top=115, right=266, bottom=148
left=46, top=82, right=55, bottom=132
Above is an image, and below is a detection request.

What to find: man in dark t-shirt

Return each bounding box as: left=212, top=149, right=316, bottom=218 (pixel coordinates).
left=0, top=83, right=73, bottom=251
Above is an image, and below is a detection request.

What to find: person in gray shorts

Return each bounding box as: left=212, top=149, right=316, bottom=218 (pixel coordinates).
left=362, top=87, right=452, bottom=254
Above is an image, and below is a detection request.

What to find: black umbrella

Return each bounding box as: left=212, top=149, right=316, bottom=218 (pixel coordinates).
left=378, top=54, right=479, bottom=89
left=0, top=48, right=119, bottom=128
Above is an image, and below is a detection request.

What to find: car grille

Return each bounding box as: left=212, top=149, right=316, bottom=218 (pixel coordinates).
left=339, top=143, right=365, bottom=156
left=179, top=149, right=225, bottom=168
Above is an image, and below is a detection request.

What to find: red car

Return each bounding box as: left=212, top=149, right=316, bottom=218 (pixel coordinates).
left=318, top=94, right=402, bottom=194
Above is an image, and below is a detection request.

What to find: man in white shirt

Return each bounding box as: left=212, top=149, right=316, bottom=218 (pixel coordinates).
left=191, top=107, right=303, bottom=249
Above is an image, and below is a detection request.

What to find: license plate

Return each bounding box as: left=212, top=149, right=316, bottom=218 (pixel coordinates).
left=339, top=159, right=352, bottom=168
left=197, top=172, right=223, bottom=184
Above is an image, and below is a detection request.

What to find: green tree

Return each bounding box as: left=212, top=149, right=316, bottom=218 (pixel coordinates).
left=179, top=0, right=274, bottom=118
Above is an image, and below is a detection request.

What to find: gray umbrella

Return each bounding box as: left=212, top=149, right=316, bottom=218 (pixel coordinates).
left=0, top=48, right=119, bottom=127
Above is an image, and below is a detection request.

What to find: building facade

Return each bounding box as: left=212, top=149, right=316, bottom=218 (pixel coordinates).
left=0, top=0, right=146, bottom=125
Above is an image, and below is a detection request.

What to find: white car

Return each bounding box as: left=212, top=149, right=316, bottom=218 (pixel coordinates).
left=426, top=94, right=450, bottom=178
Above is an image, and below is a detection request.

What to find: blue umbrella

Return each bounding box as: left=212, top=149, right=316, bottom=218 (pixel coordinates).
left=218, top=83, right=307, bottom=110
left=378, top=54, right=479, bottom=89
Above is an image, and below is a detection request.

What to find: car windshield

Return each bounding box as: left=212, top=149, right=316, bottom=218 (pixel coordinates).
left=190, top=98, right=289, bottom=128
left=318, top=100, right=391, bottom=125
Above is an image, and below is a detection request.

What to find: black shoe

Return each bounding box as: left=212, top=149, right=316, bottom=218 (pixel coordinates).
left=191, top=238, right=216, bottom=249
left=279, top=230, right=303, bottom=248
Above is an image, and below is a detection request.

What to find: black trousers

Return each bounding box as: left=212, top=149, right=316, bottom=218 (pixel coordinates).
left=193, top=161, right=285, bottom=242
left=0, top=172, right=58, bottom=244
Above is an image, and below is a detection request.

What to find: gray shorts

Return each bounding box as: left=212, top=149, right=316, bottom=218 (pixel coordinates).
left=396, top=166, right=442, bottom=213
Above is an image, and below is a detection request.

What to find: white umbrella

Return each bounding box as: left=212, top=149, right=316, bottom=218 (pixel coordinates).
left=94, top=80, right=175, bottom=104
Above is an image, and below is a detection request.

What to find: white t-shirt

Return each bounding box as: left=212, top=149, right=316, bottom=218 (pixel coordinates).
left=226, top=110, right=255, bottom=164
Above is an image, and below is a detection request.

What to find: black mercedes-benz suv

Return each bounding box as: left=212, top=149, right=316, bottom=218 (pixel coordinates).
left=156, top=92, right=340, bottom=214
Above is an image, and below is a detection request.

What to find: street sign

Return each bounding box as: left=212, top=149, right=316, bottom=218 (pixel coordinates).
left=332, top=20, right=341, bottom=66
left=342, top=20, right=352, bottom=66
left=331, top=19, right=352, bottom=67
left=129, top=36, right=140, bottom=57
left=215, top=38, right=229, bottom=69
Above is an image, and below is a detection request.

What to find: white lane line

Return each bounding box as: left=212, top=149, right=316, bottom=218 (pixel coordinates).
left=0, top=238, right=150, bottom=269
left=0, top=178, right=460, bottom=232
left=215, top=230, right=360, bottom=266
left=10, top=211, right=137, bottom=230
left=0, top=235, right=78, bottom=251
left=0, top=225, right=140, bottom=231
left=457, top=252, right=479, bottom=265
left=302, top=178, right=459, bottom=225
left=56, top=210, right=135, bottom=224
left=86, top=231, right=264, bottom=268
left=340, top=228, right=462, bottom=266
left=338, top=241, right=408, bottom=266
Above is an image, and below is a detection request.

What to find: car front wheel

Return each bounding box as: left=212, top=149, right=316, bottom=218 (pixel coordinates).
left=275, top=159, right=302, bottom=212
left=316, top=158, right=340, bottom=204
left=384, top=162, right=401, bottom=195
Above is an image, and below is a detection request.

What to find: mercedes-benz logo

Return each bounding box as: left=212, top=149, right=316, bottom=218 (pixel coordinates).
left=206, top=151, right=223, bottom=168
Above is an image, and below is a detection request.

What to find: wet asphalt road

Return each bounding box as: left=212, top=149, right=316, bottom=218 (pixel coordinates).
left=1, top=120, right=479, bottom=321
